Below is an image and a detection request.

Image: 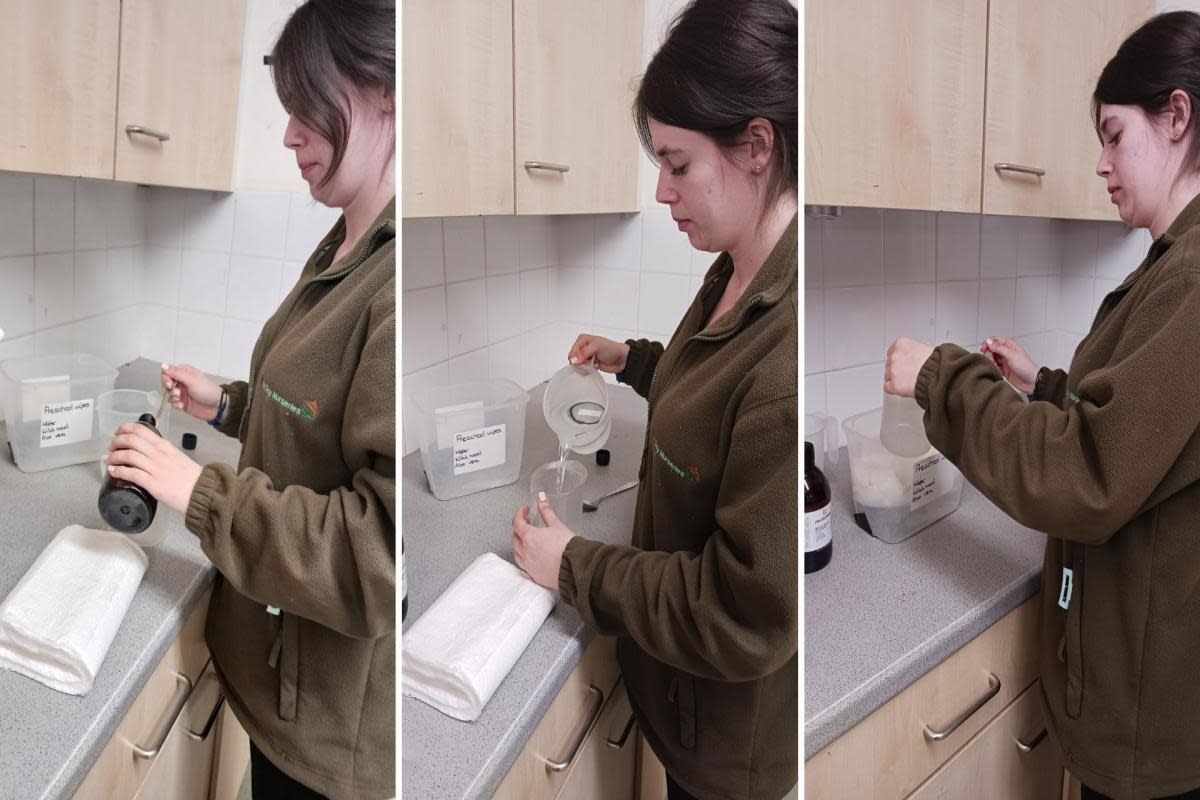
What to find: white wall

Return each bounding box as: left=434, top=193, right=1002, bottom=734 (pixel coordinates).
left=803, top=208, right=1151, bottom=440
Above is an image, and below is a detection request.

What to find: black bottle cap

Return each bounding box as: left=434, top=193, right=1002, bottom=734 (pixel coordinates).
left=182, top=432, right=197, bottom=450
left=137, top=413, right=157, bottom=427
left=98, top=486, right=154, bottom=534
left=595, top=449, right=610, bottom=466
left=805, top=441, right=815, bottom=470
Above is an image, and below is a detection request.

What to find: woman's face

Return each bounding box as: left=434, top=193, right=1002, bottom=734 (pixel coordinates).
left=284, top=83, right=394, bottom=208
left=649, top=118, right=762, bottom=253
left=1095, top=103, right=1179, bottom=229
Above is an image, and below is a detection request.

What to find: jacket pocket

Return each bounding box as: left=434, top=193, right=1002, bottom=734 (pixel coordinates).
left=1064, top=550, right=1084, bottom=719
left=278, top=612, right=299, bottom=721
left=667, top=671, right=697, bottom=750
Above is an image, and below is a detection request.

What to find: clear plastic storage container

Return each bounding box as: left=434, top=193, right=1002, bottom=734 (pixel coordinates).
left=409, top=379, right=528, bottom=500
left=1, top=353, right=119, bottom=473
left=842, top=407, right=964, bottom=543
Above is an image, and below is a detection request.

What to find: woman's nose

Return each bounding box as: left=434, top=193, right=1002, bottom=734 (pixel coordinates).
left=283, top=115, right=304, bottom=149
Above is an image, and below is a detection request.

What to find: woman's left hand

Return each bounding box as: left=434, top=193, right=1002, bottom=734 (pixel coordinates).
left=884, top=337, right=935, bottom=398
left=103, top=423, right=204, bottom=515
left=511, top=495, right=575, bottom=590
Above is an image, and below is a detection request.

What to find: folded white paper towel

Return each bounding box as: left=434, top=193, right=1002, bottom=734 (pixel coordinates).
left=0, top=525, right=148, bottom=695
left=403, top=552, right=557, bottom=721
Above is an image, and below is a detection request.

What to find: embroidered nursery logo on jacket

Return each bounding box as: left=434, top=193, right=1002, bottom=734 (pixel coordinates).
left=653, top=438, right=700, bottom=483
left=261, top=380, right=318, bottom=422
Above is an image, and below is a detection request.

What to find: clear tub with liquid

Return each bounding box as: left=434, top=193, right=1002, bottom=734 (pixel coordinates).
left=842, top=408, right=964, bottom=544
left=0, top=353, right=118, bottom=473
left=409, top=379, right=528, bottom=500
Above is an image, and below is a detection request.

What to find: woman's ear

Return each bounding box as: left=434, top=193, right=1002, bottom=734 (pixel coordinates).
left=1167, top=88, right=1192, bottom=142
left=745, top=117, right=775, bottom=172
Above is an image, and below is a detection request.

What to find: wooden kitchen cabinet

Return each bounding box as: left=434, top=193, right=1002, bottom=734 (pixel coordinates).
left=114, top=0, right=246, bottom=191
left=0, top=0, right=244, bottom=190
left=130, top=662, right=225, bottom=800
left=402, top=0, right=643, bottom=218
left=982, top=0, right=1151, bottom=220
left=807, top=0, right=1153, bottom=221
left=0, top=1, right=121, bottom=179
left=512, top=0, right=642, bottom=215
left=492, top=636, right=624, bottom=800
left=805, top=0, right=988, bottom=214
left=907, top=680, right=1062, bottom=800
left=805, top=594, right=1042, bottom=800
left=402, top=0, right=514, bottom=218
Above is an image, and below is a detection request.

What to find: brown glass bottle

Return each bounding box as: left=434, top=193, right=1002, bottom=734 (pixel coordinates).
left=805, top=441, right=832, bottom=574
left=98, top=413, right=162, bottom=534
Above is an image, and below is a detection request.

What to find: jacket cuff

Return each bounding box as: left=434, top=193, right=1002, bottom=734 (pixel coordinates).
left=558, top=535, right=600, bottom=605
left=914, top=346, right=944, bottom=410
left=185, top=463, right=226, bottom=541
left=617, top=339, right=650, bottom=388
left=217, top=381, right=249, bottom=437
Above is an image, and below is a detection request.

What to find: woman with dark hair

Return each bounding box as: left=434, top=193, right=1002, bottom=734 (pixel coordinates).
left=104, top=1, right=395, bottom=798
left=511, top=1, right=798, bottom=798
left=886, top=11, right=1200, bottom=800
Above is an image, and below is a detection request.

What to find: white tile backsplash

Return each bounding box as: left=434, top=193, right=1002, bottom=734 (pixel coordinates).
left=34, top=253, right=73, bottom=329
left=141, top=246, right=182, bottom=307
left=641, top=206, right=691, bottom=275
left=402, top=286, right=448, bottom=373
left=556, top=267, right=596, bottom=326
left=34, top=176, right=74, bottom=254
left=0, top=256, right=35, bottom=337
left=595, top=214, right=643, bottom=271
left=557, top=216, right=595, bottom=269
left=803, top=207, right=1147, bottom=428
left=402, top=218, right=445, bottom=290
left=638, top=272, right=689, bottom=337
left=517, top=216, right=553, bottom=270
left=219, top=318, right=261, bottom=381
left=226, top=255, right=283, bottom=323
left=179, top=250, right=232, bottom=316
left=0, top=174, right=34, bottom=258
left=446, top=279, right=488, bottom=357
left=443, top=217, right=486, bottom=283
left=486, top=274, right=523, bottom=343
left=484, top=216, right=521, bottom=274
left=285, top=193, right=340, bottom=262
left=184, top=192, right=237, bottom=253
left=74, top=250, right=110, bottom=319
left=594, top=269, right=640, bottom=330
left=174, top=311, right=225, bottom=376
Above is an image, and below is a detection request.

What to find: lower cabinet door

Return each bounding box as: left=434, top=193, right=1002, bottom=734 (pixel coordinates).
left=131, top=662, right=225, bottom=800
left=907, top=681, right=1062, bottom=800
left=554, top=677, right=638, bottom=800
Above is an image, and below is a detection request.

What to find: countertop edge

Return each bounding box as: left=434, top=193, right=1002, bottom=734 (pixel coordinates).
left=803, top=568, right=1041, bottom=758
left=47, top=563, right=218, bottom=799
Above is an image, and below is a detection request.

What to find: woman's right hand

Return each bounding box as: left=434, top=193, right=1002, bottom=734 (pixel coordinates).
left=161, top=363, right=223, bottom=422
left=568, top=334, right=630, bottom=375
left=979, top=337, right=1038, bottom=394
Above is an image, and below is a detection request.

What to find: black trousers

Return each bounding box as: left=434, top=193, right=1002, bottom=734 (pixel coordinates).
left=250, top=743, right=328, bottom=800
left=1083, top=783, right=1200, bottom=800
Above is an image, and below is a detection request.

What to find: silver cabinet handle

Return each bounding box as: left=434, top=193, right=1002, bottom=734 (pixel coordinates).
left=922, top=672, right=1001, bottom=742
left=545, top=685, right=604, bottom=772
left=186, top=670, right=225, bottom=742
left=994, top=163, right=1045, bottom=177
left=525, top=161, right=569, bottom=173
left=126, top=125, right=170, bottom=142
left=133, top=672, right=193, bottom=759
left=605, top=711, right=637, bottom=750
left=1015, top=727, right=1047, bottom=753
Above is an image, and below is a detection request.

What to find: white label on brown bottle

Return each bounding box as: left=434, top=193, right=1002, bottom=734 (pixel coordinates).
left=805, top=506, right=832, bottom=552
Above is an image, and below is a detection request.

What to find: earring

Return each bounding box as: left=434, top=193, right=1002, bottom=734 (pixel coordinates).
left=753, top=165, right=762, bottom=173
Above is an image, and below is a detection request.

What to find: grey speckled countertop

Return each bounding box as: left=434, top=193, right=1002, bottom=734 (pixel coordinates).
left=0, top=358, right=242, bottom=800
left=804, top=449, right=1047, bottom=759
left=401, top=381, right=646, bottom=800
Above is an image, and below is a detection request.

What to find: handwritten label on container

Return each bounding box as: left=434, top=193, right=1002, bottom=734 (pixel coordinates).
left=453, top=424, right=506, bottom=475
left=40, top=398, right=94, bottom=448
left=911, top=452, right=957, bottom=511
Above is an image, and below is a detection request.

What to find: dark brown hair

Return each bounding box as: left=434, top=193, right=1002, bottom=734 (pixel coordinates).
left=634, top=0, right=798, bottom=215
left=269, top=0, right=395, bottom=188
left=1094, top=10, right=1200, bottom=171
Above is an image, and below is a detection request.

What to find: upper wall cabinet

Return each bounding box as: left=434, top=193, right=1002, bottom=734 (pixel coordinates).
left=114, top=0, right=246, bottom=191
left=806, top=0, right=1153, bottom=221
left=0, top=0, right=245, bottom=191
left=805, top=1, right=988, bottom=214
left=0, top=2, right=122, bottom=180
left=402, top=0, right=644, bottom=218
left=403, top=0, right=515, bottom=217
left=983, top=0, right=1151, bottom=220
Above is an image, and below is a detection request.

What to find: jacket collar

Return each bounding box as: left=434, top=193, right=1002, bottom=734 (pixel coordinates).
left=314, top=195, right=396, bottom=278
left=696, top=212, right=797, bottom=338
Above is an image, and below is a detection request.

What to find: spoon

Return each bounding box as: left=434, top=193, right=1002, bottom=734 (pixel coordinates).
left=582, top=480, right=639, bottom=512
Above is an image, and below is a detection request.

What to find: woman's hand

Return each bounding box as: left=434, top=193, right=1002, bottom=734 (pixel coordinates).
left=511, top=494, right=575, bottom=590
left=979, top=337, right=1038, bottom=394
left=884, top=338, right=935, bottom=398
left=567, top=334, right=630, bottom=375
left=161, top=363, right=223, bottom=422
left=103, top=423, right=204, bottom=515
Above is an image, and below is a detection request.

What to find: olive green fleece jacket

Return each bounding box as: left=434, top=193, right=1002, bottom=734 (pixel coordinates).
left=185, top=199, right=395, bottom=799
left=559, top=216, right=798, bottom=800
left=916, top=193, right=1200, bottom=799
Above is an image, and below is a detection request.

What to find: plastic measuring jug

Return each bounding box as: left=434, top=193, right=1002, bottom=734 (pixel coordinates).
left=879, top=393, right=930, bottom=458
left=804, top=412, right=839, bottom=470
left=543, top=363, right=611, bottom=455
